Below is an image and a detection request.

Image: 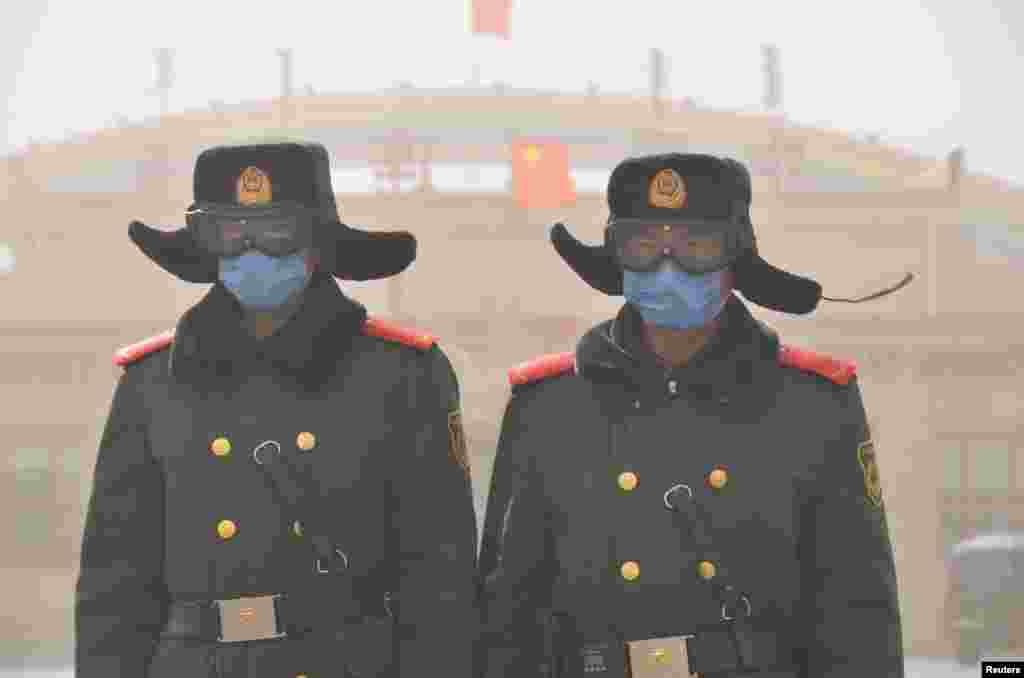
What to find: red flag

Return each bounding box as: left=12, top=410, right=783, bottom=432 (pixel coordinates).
left=511, top=140, right=576, bottom=209
left=471, top=0, right=512, bottom=39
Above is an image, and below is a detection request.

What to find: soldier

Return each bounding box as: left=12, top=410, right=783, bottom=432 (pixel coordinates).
left=75, top=143, right=477, bottom=677
left=478, top=154, right=909, bottom=678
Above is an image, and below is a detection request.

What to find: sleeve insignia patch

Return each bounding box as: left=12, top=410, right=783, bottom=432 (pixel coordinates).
left=857, top=440, right=884, bottom=508
left=448, top=410, right=470, bottom=479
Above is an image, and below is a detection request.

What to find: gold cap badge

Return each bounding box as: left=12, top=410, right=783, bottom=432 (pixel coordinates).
left=648, top=168, right=687, bottom=208
left=236, top=166, right=272, bottom=205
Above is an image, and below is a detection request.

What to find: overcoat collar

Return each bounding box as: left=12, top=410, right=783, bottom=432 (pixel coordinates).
left=575, top=295, right=780, bottom=397
left=169, top=272, right=368, bottom=384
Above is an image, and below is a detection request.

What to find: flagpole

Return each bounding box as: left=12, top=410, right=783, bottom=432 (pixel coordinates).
left=469, top=0, right=511, bottom=87
left=470, top=3, right=480, bottom=89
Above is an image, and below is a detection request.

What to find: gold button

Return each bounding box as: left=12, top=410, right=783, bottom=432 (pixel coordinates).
left=217, top=519, right=237, bottom=540
left=296, top=431, right=317, bottom=451
left=293, top=520, right=303, bottom=537
left=621, top=561, right=640, bottom=581
left=697, top=560, right=716, bottom=580
left=618, top=471, right=638, bottom=491
left=708, top=468, right=728, bottom=490
left=652, top=648, right=669, bottom=664
left=210, top=437, right=231, bottom=456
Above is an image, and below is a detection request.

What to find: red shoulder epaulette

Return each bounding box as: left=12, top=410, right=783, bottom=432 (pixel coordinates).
left=363, top=316, right=436, bottom=350
left=113, top=329, right=175, bottom=367
left=508, top=351, right=576, bottom=386
left=778, top=344, right=857, bottom=385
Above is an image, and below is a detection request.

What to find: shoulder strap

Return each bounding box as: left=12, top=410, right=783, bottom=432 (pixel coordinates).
left=778, top=344, right=857, bottom=385
left=508, top=351, right=575, bottom=386
left=113, top=329, right=175, bottom=366
left=363, top=316, right=436, bottom=351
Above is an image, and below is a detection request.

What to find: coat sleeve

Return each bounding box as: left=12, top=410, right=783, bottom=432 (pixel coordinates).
left=391, top=345, right=478, bottom=678
left=477, top=389, right=556, bottom=678
left=75, top=368, right=168, bottom=676
left=797, top=378, right=904, bottom=678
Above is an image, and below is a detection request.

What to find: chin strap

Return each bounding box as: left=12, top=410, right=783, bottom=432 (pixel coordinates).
left=822, top=272, right=915, bottom=304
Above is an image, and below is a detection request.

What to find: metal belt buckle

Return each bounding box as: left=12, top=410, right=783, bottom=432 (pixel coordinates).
left=627, top=635, right=697, bottom=678
left=216, top=595, right=286, bottom=643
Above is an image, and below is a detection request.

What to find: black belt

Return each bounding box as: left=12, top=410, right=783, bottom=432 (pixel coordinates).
left=162, top=594, right=360, bottom=643
left=575, top=627, right=791, bottom=676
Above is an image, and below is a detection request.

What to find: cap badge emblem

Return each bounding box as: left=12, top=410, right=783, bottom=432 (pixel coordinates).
left=649, top=168, right=687, bottom=208
left=237, top=166, right=273, bottom=205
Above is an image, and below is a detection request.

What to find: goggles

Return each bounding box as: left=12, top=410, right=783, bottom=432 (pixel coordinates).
left=609, top=219, right=754, bottom=274
left=186, top=202, right=318, bottom=257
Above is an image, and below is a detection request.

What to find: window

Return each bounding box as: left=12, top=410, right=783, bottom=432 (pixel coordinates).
left=940, top=512, right=963, bottom=553
left=6, top=445, right=84, bottom=566
left=941, top=437, right=1018, bottom=493
left=11, top=448, right=57, bottom=550
left=0, top=243, right=14, bottom=274
left=938, top=436, right=1022, bottom=554
left=968, top=440, right=1013, bottom=491
left=943, top=441, right=964, bottom=491
left=0, top=352, right=103, bottom=386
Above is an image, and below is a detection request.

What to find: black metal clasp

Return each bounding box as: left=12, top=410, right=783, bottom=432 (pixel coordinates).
left=315, top=548, right=350, bottom=574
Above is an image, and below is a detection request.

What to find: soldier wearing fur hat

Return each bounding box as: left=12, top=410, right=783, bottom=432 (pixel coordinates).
left=477, top=154, right=909, bottom=678
left=75, top=143, right=477, bottom=678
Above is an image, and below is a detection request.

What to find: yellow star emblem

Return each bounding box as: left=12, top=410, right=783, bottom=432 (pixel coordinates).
left=524, top=145, right=542, bottom=165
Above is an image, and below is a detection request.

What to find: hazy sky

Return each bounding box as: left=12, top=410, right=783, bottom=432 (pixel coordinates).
left=2, top=0, right=1022, bottom=185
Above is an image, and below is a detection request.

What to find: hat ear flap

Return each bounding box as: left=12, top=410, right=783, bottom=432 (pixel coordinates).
left=732, top=251, right=822, bottom=314
left=550, top=222, right=623, bottom=295
left=129, top=221, right=220, bottom=283
left=320, top=226, right=417, bottom=281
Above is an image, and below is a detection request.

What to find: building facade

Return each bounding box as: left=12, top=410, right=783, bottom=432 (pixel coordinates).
left=1, top=92, right=1021, bottom=662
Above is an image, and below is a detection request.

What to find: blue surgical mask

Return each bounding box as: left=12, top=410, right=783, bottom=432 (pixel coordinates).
left=623, top=261, right=729, bottom=329
left=218, top=250, right=311, bottom=310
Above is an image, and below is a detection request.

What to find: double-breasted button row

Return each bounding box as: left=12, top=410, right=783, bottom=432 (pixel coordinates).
left=208, top=432, right=318, bottom=457
left=614, top=468, right=729, bottom=492
left=618, top=559, right=718, bottom=582
left=215, top=519, right=305, bottom=541
left=615, top=465, right=731, bottom=583
left=209, top=433, right=317, bottom=544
